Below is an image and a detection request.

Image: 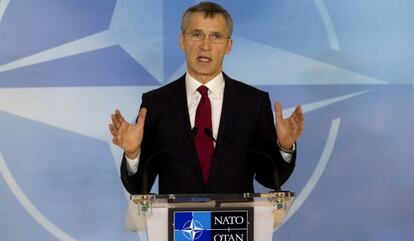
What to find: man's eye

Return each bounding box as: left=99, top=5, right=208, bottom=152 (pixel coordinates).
left=211, top=34, right=222, bottom=40
left=191, top=33, right=202, bottom=38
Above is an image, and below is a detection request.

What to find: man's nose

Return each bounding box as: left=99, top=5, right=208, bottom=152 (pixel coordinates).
left=199, top=36, right=212, bottom=50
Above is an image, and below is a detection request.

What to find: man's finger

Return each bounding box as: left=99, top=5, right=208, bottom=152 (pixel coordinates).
left=292, top=105, right=304, bottom=121
left=137, top=108, right=147, bottom=127
left=294, top=105, right=302, bottom=114
left=112, top=137, right=119, bottom=146
left=118, top=122, right=128, bottom=135
left=115, top=109, right=127, bottom=124
left=111, top=113, right=121, bottom=129
left=293, top=105, right=304, bottom=136
left=274, top=101, right=283, bottom=122
left=108, top=124, right=118, bottom=136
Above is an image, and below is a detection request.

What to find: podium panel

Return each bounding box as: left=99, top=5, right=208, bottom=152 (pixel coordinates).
left=125, top=192, right=294, bottom=241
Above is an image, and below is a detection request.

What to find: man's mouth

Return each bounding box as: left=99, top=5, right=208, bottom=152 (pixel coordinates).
left=197, top=56, right=212, bottom=63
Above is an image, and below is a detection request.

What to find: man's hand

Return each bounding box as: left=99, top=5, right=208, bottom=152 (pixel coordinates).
left=108, top=108, right=147, bottom=159
left=274, top=102, right=304, bottom=150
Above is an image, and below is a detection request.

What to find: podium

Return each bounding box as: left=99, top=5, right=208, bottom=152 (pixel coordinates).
left=125, top=192, right=294, bottom=241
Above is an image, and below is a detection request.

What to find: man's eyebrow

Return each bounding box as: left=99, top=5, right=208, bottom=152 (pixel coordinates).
left=189, top=28, right=203, bottom=32
left=191, top=29, right=225, bottom=35
left=210, top=31, right=224, bottom=35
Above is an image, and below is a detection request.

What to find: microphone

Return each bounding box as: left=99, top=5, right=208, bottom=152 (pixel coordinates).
left=140, top=127, right=198, bottom=194
left=204, top=128, right=282, bottom=192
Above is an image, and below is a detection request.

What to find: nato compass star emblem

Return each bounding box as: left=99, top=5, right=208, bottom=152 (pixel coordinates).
left=181, top=218, right=205, bottom=241
left=0, top=1, right=404, bottom=241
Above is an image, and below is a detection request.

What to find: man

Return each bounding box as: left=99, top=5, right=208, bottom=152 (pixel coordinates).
left=109, top=2, right=304, bottom=194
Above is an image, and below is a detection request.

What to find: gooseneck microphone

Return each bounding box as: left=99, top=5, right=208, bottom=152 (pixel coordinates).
left=203, top=128, right=282, bottom=192
left=140, top=127, right=198, bottom=194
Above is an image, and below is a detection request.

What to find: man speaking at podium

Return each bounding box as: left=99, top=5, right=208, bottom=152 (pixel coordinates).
left=109, top=2, right=304, bottom=194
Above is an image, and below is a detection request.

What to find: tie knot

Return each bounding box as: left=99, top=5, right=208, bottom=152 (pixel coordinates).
left=197, top=86, right=209, bottom=97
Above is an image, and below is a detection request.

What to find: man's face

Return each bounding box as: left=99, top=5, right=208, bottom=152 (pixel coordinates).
left=179, top=12, right=233, bottom=83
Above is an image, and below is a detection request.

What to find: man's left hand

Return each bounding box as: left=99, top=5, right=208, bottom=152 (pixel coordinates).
left=274, top=101, right=305, bottom=150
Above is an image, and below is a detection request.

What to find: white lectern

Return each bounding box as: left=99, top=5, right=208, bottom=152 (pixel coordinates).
left=125, top=192, right=294, bottom=241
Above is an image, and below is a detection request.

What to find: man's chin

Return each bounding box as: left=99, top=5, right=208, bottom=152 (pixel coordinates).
left=188, top=70, right=220, bottom=82
left=191, top=67, right=214, bottom=76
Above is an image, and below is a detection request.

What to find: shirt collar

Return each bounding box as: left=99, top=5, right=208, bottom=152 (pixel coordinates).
left=185, top=72, right=225, bottom=98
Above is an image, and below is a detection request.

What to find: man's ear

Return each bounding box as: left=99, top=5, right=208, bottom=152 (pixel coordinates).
left=179, top=34, right=185, bottom=51
left=225, top=38, right=233, bottom=55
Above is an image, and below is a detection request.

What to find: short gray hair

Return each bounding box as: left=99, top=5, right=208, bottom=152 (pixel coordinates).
left=181, top=1, right=233, bottom=37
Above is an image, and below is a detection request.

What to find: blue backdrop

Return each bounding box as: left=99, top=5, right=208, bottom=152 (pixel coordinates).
left=0, top=0, right=413, bottom=240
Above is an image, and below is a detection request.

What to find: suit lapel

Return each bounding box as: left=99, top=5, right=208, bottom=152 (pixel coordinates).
left=171, top=75, right=205, bottom=187
left=171, top=76, right=191, bottom=138
left=207, top=74, right=241, bottom=187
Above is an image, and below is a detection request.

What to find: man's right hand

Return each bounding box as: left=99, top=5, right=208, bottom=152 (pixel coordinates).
left=108, top=108, right=147, bottom=159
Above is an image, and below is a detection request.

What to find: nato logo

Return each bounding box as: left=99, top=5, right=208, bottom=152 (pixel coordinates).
left=170, top=209, right=252, bottom=241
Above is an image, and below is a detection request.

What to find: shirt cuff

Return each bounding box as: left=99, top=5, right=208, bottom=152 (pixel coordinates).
left=278, top=143, right=295, bottom=163
left=125, top=150, right=141, bottom=176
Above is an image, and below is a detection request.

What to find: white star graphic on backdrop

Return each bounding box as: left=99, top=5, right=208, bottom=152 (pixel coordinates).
left=0, top=0, right=10, bottom=23
left=0, top=0, right=165, bottom=82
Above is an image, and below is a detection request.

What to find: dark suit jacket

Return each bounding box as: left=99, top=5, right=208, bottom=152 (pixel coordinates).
left=121, top=73, right=296, bottom=194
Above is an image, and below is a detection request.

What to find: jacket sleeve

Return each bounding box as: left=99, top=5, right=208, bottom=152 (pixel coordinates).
left=253, top=92, right=296, bottom=190
left=120, top=93, right=158, bottom=194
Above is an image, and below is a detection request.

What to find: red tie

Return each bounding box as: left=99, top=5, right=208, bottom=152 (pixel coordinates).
left=195, top=86, right=214, bottom=184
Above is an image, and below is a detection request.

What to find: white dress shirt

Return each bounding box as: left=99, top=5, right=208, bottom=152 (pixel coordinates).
left=125, top=72, right=293, bottom=175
